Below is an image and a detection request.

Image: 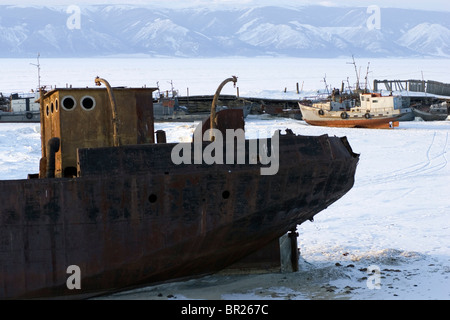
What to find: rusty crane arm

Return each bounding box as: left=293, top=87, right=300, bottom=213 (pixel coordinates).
left=210, top=76, right=238, bottom=141
left=95, top=76, right=121, bottom=147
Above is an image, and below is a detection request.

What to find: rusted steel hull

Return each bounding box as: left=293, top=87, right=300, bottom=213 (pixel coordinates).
left=299, top=102, right=402, bottom=129
left=0, top=133, right=358, bottom=299
left=304, top=118, right=400, bottom=129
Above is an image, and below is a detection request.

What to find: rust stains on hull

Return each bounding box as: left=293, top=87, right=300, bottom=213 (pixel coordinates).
left=304, top=117, right=400, bottom=129
left=0, top=133, right=358, bottom=299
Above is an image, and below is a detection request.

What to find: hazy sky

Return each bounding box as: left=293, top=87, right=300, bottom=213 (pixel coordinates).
left=2, top=0, right=449, bottom=11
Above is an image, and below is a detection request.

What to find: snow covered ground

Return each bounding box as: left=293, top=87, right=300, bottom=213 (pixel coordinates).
left=1, top=116, right=448, bottom=300
left=109, top=117, right=450, bottom=300
left=0, top=57, right=449, bottom=300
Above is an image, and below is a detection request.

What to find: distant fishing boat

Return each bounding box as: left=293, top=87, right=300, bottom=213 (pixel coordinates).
left=0, top=92, right=40, bottom=123
left=411, top=101, right=449, bottom=121
left=299, top=90, right=410, bottom=129
left=0, top=53, right=43, bottom=123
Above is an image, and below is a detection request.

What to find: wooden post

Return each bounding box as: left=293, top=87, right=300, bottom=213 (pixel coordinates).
left=289, top=229, right=299, bottom=272
left=187, top=88, right=189, bottom=107
left=155, top=130, right=167, bottom=143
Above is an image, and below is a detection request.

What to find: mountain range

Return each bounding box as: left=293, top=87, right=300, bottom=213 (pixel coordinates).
left=0, top=4, right=449, bottom=58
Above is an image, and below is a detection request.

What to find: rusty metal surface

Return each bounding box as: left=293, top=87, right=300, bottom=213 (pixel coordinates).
left=210, top=76, right=238, bottom=139
left=198, top=108, right=245, bottom=140
left=39, top=87, right=156, bottom=178
left=304, top=117, right=401, bottom=129
left=0, top=131, right=358, bottom=299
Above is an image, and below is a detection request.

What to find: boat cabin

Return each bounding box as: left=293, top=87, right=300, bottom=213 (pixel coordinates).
left=10, top=92, right=41, bottom=113
left=360, top=93, right=403, bottom=112
left=315, top=92, right=403, bottom=114
left=38, top=86, right=157, bottom=178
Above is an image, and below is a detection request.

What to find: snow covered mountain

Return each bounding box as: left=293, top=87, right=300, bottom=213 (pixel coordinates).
left=0, top=4, right=448, bottom=58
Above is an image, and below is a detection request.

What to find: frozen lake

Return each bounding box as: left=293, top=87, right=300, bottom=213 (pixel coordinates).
left=1, top=117, right=449, bottom=300
left=1, top=56, right=450, bottom=99
left=0, top=57, right=449, bottom=300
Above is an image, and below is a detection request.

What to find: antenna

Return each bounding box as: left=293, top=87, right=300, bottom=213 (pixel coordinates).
left=347, top=55, right=360, bottom=91
left=168, top=80, right=175, bottom=97
left=30, top=53, right=41, bottom=95
left=322, top=74, right=329, bottom=95
left=364, top=62, right=371, bottom=92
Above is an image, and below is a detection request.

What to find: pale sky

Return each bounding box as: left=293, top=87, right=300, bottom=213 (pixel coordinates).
left=2, top=0, right=449, bottom=11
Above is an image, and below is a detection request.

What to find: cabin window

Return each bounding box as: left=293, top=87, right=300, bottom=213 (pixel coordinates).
left=372, top=100, right=378, bottom=103
left=55, top=99, right=59, bottom=112
left=46, top=104, right=50, bottom=117
left=62, top=96, right=76, bottom=111
left=51, top=102, right=54, bottom=114
left=81, top=96, right=96, bottom=111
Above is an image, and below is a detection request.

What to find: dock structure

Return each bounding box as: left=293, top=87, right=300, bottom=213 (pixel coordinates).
left=374, top=79, right=450, bottom=97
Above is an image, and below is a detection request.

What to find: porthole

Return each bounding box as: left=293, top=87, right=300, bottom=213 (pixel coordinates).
left=45, top=104, right=50, bottom=117
left=51, top=102, right=54, bottom=114
left=54, top=99, right=59, bottom=112
left=61, top=96, right=76, bottom=111
left=148, top=194, right=157, bottom=203
left=222, top=190, right=230, bottom=199
left=81, top=96, right=96, bottom=111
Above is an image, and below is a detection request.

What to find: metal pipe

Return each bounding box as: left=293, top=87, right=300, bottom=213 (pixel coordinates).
left=46, top=137, right=60, bottom=178
left=95, top=76, right=121, bottom=147
left=210, top=76, right=238, bottom=141
left=38, top=87, right=46, bottom=178
left=155, top=130, right=167, bottom=143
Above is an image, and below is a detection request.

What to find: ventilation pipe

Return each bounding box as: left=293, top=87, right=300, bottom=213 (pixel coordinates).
left=95, top=76, right=121, bottom=147
left=46, top=137, right=60, bottom=178
left=210, top=76, right=238, bottom=141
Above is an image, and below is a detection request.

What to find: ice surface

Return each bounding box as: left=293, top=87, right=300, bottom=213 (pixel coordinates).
left=1, top=57, right=449, bottom=300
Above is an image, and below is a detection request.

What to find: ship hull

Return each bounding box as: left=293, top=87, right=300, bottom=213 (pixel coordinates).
left=0, top=110, right=40, bottom=123
left=411, top=107, right=448, bottom=121
left=299, top=103, right=401, bottom=129
left=0, top=133, right=358, bottom=299
left=304, top=118, right=400, bottom=129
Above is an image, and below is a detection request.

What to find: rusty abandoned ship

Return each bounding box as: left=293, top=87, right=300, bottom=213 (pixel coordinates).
left=0, top=76, right=359, bottom=300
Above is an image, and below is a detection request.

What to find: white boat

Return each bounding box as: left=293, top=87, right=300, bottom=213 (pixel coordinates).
left=0, top=92, right=40, bottom=122
left=299, top=92, right=412, bottom=129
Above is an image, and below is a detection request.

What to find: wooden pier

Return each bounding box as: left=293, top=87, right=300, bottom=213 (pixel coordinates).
left=374, top=79, right=450, bottom=97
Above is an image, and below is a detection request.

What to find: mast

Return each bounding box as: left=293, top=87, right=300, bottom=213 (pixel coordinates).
left=347, top=55, right=360, bottom=91
left=322, top=74, right=329, bottom=95
left=30, top=53, right=47, bottom=177
left=30, top=53, right=41, bottom=94
left=364, top=62, right=371, bottom=92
